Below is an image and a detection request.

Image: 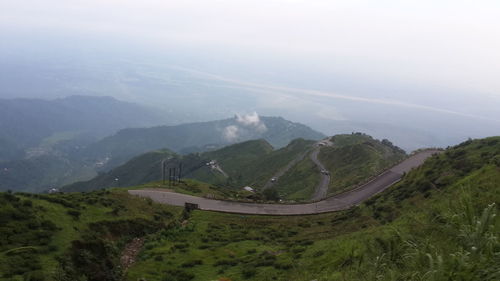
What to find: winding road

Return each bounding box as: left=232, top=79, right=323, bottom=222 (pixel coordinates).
left=263, top=141, right=331, bottom=200
left=129, top=150, right=440, bottom=215
left=310, top=147, right=330, bottom=201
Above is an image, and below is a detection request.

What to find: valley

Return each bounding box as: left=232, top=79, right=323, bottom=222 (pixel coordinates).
left=1, top=137, right=498, bottom=281
left=2, top=2, right=499, bottom=280
left=0, top=104, right=324, bottom=193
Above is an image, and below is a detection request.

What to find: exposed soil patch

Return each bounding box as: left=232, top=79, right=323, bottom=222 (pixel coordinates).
left=121, top=237, right=145, bottom=271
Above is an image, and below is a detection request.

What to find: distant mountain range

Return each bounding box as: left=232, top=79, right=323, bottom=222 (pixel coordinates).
left=80, top=115, right=326, bottom=170
left=0, top=95, right=170, bottom=162
left=0, top=101, right=326, bottom=192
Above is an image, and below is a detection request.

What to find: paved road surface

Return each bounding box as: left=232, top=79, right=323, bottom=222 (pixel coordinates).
left=310, top=148, right=330, bottom=201
left=129, top=150, right=440, bottom=215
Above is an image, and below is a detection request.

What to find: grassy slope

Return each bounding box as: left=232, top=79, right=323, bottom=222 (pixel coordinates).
left=271, top=156, right=319, bottom=200
left=64, top=149, right=176, bottom=192
left=65, top=139, right=316, bottom=193
left=206, top=138, right=316, bottom=189
left=187, top=139, right=274, bottom=186
left=269, top=134, right=406, bottom=201
left=127, top=137, right=500, bottom=281
left=0, top=190, right=182, bottom=281
left=319, top=133, right=407, bottom=195
left=1, top=137, right=499, bottom=281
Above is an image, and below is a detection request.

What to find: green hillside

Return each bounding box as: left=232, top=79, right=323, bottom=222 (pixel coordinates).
left=1, top=137, right=499, bottom=281
left=81, top=116, right=325, bottom=170
left=0, top=95, right=173, bottom=193
left=64, top=134, right=405, bottom=200
left=199, top=138, right=315, bottom=188
left=0, top=154, right=97, bottom=193
left=0, top=190, right=182, bottom=281
left=64, top=139, right=316, bottom=193
left=318, top=133, right=407, bottom=195
left=64, top=149, right=176, bottom=192
left=125, top=137, right=500, bottom=281
left=270, top=155, right=320, bottom=200
left=0, top=115, right=324, bottom=193
left=268, top=133, right=407, bottom=200
left=184, top=139, right=274, bottom=186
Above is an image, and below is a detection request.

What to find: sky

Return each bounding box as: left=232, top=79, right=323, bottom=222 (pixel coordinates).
left=1, top=0, right=500, bottom=149
left=2, top=0, right=499, bottom=95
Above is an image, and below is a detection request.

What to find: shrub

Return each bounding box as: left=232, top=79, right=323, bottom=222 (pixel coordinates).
left=313, top=250, right=325, bottom=257
left=263, top=188, right=280, bottom=201
left=66, top=210, right=81, bottom=220
left=173, top=243, right=189, bottom=250
left=242, top=267, right=257, bottom=279
left=247, top=249, right=257, bottom=254
left=23, top=270, right=45, bottom=281
left=214, top=259, right=238, bottom=266
left=162, top=269, right=195, bottom=281
left=181, top=259, right=203, bottom=268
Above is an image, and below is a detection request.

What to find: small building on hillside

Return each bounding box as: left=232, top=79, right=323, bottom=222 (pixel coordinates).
left=243, top=186, right=255, bottom=192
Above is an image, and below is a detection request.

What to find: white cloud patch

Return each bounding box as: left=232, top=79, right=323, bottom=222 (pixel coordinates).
left=223, top=125, right=239, bottom=142
left=235, top=112, right=268, bottom=133
left=222, top=112, right=268, bottom=142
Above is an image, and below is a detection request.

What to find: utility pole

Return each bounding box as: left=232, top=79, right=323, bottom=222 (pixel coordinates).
left=161, top=158, right=181, bottom=186
left=169, top=168, right=178, bottom=186
left=178, top=163, right=182, bottom=183
left=168, top=168, right=172, bottom=186
left=161, top=160, right=166, bottom=185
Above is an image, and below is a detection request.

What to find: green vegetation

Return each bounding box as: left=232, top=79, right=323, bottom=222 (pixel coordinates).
left=271, top=156, right=319, bottom=200
left=0, top=154, right=97, bottom=193
left=0, top=190, right=181, bottom=281
left=64, top=134, right=406, bottom=201
left=82, top=116, right=325, bottom=170
left=126, top=137, right=499, bottom=281
left=125, top=179, right=245, bottom=200
left=204, top=138, right=315, bottom=188
left=65, top=139, right=316, bottom=193
left=40, top=131, right=84, bottom=147
left=64, top=149, right=176, bottom=192
left=0, top=95, right=172, bottom=193
left=1, top=137, right=499, bottom=281
left=319, top=133, right=406, bottom=195
left=187, top=139, right=274, bottom=186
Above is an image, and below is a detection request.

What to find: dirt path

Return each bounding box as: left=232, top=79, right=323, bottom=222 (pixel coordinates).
left=120, top=237, right=145, bottom=271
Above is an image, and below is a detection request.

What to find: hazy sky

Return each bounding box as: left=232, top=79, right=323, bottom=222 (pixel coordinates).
left=2, top=0, right=500, bottom=96
left=1, top=0, right=500, bottom=141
